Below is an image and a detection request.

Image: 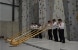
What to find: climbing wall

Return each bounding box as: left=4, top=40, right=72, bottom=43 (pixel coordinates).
left=53, top=0, right=67, bottom=38
left=53, top=0, right=65, bottom=20
left=39, top=0, right=54, bottom=25
left=76, top=0, right=78, bottom=21
left=39, top=0, right=54, bottom=38
left=66, top=0, right=78, bottom=41
left=63, top=0, right=78, bottom=41
left=22, top=0, right=31, bottom=31
left=39, top=0, right=47, bottom=25
left=30, top=0, right=39, bottom=24
left=22, top=0, right=54, bottom=31
left=48, top=0, right=54, bottom=20
left=22, top=0, right=39, bottom=31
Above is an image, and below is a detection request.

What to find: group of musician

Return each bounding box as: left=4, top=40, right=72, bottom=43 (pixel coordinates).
left=47, top=19, right=65, bottom=43
left=30, top=19, right=65, bottom=43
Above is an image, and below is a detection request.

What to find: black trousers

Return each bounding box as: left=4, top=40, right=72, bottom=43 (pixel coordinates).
left=31, top=29, right=38, bottom=38
left=32, top=29, right=42, bottom=38
left=53, top=28, right=58, bottom=41
left=58, top=29, right=65, bottom=43
left=39, top=30, right=42, bottom=39
left=38, top=33, right=42, bottom=39
left=48, top=29, right=52, bottom=40
left=34, top=29, right=39, bottom=38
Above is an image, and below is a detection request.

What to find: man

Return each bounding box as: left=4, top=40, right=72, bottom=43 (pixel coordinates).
left=38, top=24, right=42, bottom=39
left=33, top=23, right=39, bottom=38
left=30, top=23, right=34, bottom=30
left=30, top=23, right=34, bottom=33
left=30, top=23, right=38, bottom=38
left=58, top=19, right=65, bottom=43
left=52, top=19, right=58, bottom=42
left=47, top=21, right=52, bottom=40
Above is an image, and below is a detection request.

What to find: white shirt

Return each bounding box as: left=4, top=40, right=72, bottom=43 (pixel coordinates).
left=58, top=22, right=64, bottom=29
left=47, top=23, right=52, bottom=29
left=30, top=25, right=34, bottom=29
left=39, top=26, right=42, bottom=30
left=52, top=22, right=57, bottom=29
left=33, top=25, right=38, bottom=29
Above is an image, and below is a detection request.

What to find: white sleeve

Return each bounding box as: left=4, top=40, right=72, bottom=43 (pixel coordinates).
left=30, top=25, right=33, bottom=29
left=52, top=22, right=57, bottom=27
left=39, top=26, right=42, bottom=30
left=59, top=23, right=64, bottom=29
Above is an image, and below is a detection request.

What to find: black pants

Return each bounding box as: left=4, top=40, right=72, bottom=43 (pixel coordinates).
left=33, top=29, right=42, bottom=38
left=48, top=29, right=52, bottom=40
left=38, top=33, right=42, bottom=39
left=38, top=30, right=42, bottom=39
left=53, top=28, right=58, bottom=41
left=58, top=29, right=65, bottom=43
left=31, top=29, right=38, bottom=38
left=34, top=29, right=39, bottom=38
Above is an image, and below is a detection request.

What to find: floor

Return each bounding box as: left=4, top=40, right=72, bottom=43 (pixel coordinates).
left=0, top=38, right=78, bottom=50
left=26, top=38, right=78, bottom=50
left=0, top=39, right=42, bottom=50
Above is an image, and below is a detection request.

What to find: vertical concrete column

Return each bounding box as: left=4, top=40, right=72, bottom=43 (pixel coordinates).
left=22, top=0, right=27, bottom=31
left=39, top=0, right=52, bottom=39
left=76, top=0, right=78, bottom=21
left=39, top=0, right=54, bottom=25
left=0, top=22, right=1, bottom=36
left=19, top=0, right=22, bottom=33
left=39, top=0, right=47, bottom=25
left=22, top=0, right=30, bottom=31
left=29, top=0, right=35, bottom=24
left=32, top=0, right=39, bottom=23
left=39, top=0, right=47, bottom=38
left=22, top=0, right=39, bottom=32
left=48, top=0, right=54, bottom=20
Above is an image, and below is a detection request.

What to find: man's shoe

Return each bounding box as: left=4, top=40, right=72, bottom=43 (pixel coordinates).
left=62, top=41, right=65, bottom=43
